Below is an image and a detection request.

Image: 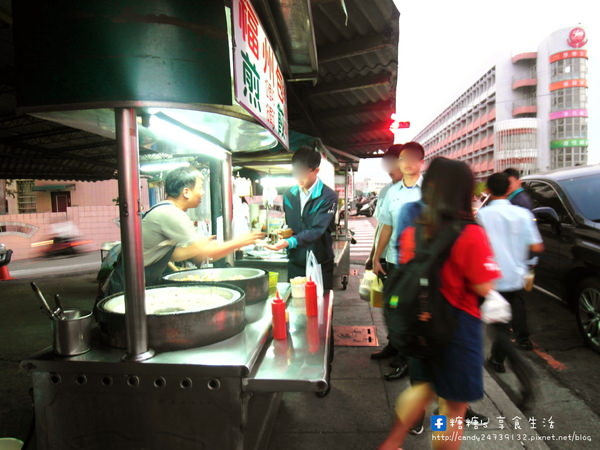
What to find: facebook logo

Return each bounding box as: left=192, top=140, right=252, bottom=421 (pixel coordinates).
left=431, top=415, right=447, bottom=431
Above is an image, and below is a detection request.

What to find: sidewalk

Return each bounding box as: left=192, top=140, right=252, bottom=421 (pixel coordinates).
left=269, top=264, right=550, bottom=450
left=5, top=251, right=101, bottom=280
left=0, top=262, right=550, bottom=449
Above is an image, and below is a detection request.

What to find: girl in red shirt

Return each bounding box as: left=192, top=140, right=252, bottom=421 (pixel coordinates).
left=379, top=158, right=500, bottom=450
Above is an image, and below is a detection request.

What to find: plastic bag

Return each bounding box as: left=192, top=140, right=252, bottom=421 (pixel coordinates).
left=481, top=290, right=512, bottom=324
left=370, top=276, right=385, bottom=308
left=306, top=250, right=324, bottom=297
left=359, top=270, right=377, bottom=301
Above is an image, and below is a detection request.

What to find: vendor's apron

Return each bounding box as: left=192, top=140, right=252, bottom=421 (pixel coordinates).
left=104, top=246, right=175, bottom=298
left=100, top=202, right=176, bottom=299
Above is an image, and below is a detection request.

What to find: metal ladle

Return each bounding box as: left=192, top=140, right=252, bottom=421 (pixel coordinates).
left=30, top=282, right=64, bottom=320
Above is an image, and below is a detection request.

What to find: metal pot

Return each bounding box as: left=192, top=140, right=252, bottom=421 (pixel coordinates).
left=53, top=309, right=93, bottom=356
left=163, top=267, right=269, bottom=304
left=95, top=283, right=246, bottom=351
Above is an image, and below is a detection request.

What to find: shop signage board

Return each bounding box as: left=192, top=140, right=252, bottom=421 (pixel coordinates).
left=232, top=0, right=289, bottom=149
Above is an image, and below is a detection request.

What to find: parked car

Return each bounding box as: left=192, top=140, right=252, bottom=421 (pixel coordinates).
left=521, top=165, right=600, bottom=353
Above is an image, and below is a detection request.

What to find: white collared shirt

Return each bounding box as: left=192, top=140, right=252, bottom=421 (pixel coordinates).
left=300, top=180, right=318, bottom=214
left=379, top=175, right=423, bottom=264
left=477, top=199, right=542, bottom=291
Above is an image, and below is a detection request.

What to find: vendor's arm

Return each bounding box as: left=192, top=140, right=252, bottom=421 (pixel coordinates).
left=172, top=232, right=264, bottom=263
left=156, top=207, right=263, bottom=263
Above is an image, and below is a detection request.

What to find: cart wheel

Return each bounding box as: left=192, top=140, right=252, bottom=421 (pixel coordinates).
left=316, top=383, right=331, bottom=398
left=341, top=276, right=348, bottom=290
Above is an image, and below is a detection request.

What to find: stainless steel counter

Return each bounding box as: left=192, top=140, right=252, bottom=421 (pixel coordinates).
left=244, top=291, right=334, bottom=393
left=24, top=283, right=293, bottom=377
left=21, top=282, right=335, bottom=450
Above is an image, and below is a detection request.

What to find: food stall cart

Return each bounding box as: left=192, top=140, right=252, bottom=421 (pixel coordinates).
left=12, top=1, right=335, bottom=449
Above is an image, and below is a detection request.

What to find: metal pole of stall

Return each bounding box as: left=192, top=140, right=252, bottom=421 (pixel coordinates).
left=343, top=165, right=349, bottom=235
left=115, top=108, right=154, bottom=362
left=221, top=152, right=234, bottom=267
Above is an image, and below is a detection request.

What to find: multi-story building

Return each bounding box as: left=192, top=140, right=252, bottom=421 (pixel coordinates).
left=414, top=26, right=589, bottom=177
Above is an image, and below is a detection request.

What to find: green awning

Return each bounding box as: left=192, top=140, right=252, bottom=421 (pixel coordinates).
left=32, top=184, right=75, bottom=192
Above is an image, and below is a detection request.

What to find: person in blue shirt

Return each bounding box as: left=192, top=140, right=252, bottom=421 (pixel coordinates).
left=266, top=148, right=338, bottom=291
left=478, top=172, right=544, bottom=352
left=370, top=142, right=424, bottom=381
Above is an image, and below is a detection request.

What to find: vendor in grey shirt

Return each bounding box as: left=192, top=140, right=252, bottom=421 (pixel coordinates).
left=105, top=167, right=263, bottom=295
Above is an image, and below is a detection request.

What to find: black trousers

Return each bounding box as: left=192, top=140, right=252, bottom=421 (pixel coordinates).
left=288, top=258, right=334, bottom=291
left=489, top=321, right=535, bottom=404
left=491, top=289, right=530, bottom=362
left=381, top=262, right=408, bottom=367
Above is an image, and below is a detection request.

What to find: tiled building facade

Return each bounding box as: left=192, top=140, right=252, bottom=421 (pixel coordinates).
left=413, top=26, right=589, bottom=178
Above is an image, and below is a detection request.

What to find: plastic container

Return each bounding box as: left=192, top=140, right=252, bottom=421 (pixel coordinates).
left=370, top=278, right=385, bottom=308
left=524, top=270, right=535, bottom=292
left=271, top=292, right=287, bottom=340
left=305, top=277, right=318, bottom=317
left=290, top=276, right=306, bottom=298
left=269, top=271, right=279, bottom=291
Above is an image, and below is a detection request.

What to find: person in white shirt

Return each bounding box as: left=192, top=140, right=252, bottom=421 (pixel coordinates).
left=371, top=142, right=425, bottom=381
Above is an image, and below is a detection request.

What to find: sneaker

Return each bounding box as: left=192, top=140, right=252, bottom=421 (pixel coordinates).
left=384, top=363, right=408, bottom=381
left=371, top=344, right=398, bottom=360
left=465, top=407, right=489, bottom=425
left=432, top=407, right=489, bottom=426
left=517, top=340, right=534, bottom=351
left=409, top=424, right=424, bottom=435
left=487, top=357, right=506, bottom=373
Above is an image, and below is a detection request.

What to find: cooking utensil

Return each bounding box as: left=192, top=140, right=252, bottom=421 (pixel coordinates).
left=163, top=267, right=269, bottom=304
left=52, top=309, right=93, bottom=356
left=95, top=283, right=246, bottom=351
left=31, top=282, right=59, bottom=320
left=54, top=294, right=65, bottom=319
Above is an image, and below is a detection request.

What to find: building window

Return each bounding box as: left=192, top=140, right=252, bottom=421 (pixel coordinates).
left=551, top=87, right=587, bottom=111
left=550, top=117, right=588, bottom=139
left=551, top=146, right=588, bottom=169
left=17, top=180, right=37, bottom=213
left=551, top=58, right=588, bottom=82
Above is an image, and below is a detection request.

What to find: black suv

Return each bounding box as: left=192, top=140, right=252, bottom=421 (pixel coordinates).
left=522, top=165, right=600, bottom=353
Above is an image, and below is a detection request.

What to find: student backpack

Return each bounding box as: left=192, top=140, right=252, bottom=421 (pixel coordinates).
left=383, top=222, right=468, bottom=359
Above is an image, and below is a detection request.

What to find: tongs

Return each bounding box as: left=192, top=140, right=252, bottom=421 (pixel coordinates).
left=31, top=282, right=64, bottom=320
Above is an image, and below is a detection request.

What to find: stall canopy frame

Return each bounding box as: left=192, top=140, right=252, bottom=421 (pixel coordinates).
left=0, top=0, right=399, bottom=180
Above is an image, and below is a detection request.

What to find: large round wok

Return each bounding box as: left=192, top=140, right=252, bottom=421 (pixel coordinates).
left=163, top=267, right=269, bottom=304
left=95, top=283, right=246, bottom=351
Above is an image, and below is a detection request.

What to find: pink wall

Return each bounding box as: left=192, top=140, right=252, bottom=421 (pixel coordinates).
left=1, top=179, right=150, bottom=261
left=0, top=206, right=120, bottom=260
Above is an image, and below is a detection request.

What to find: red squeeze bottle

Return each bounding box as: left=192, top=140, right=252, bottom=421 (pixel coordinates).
left=271, top=291, right=287, bottom=340
left=305, top=277, right=318, bottom=317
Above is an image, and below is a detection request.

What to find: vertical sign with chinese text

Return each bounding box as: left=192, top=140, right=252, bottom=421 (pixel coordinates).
left=232, top=0, right=289, bottom=149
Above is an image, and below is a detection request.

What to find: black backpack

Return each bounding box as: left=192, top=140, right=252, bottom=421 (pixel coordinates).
left=383, top=222, right=468, bottom=359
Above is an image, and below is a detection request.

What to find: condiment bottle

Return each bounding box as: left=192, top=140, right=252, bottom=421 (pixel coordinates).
left=271, top=291, right=287, bottom=340
left=305, top=277, right=318, bottom=317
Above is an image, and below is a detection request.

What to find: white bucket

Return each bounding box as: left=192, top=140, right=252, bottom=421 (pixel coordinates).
left=0, top=438, right=24, bottom=450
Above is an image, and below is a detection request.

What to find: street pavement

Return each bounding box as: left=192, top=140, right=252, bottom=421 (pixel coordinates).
left=6, top=251, right=101, bottom=280
left=1, top=232, right=598, bottom=448
left=348, top=215, right=376, bottom=264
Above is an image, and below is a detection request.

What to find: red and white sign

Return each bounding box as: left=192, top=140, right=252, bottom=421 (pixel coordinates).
left=232, top=0, right=289, bottom=149
left=567, top=27, right=587, bottom=48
